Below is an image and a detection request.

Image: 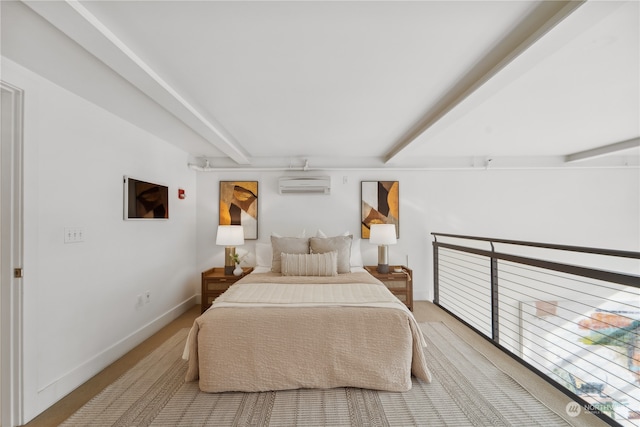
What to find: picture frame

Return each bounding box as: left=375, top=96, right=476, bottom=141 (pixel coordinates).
left=123, top=176, right=169, bottom=220
left=361, top=181, right=399, bottom=239
left=219, top=181, right=258, bottom=240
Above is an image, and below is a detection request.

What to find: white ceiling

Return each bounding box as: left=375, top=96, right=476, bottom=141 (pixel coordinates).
left=3, top=0, right=639, bottom=170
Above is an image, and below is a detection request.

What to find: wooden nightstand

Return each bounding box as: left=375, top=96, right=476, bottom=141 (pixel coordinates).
left=365, top=265, right=413, bottom=311
left=201, top=267, right=253, bottom=313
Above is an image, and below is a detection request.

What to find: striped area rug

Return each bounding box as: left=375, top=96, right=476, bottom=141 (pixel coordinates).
left=61, top=323, right=571, bottom=426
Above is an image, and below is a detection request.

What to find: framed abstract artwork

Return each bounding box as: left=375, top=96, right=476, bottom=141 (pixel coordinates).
left=219, top=181, right=258, bottom=240
left=361, top=181, right=399, bottom=239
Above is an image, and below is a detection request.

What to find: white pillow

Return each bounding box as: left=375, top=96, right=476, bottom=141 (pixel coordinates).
left=273, top=229, right=307, bottom=238
left=315, top=229, right=349, bottom=238
left=281, top=251, right=338, bottom=276
left=350, top=237, right=363, bottom=267
left=255, top=243, right=273, bottom=268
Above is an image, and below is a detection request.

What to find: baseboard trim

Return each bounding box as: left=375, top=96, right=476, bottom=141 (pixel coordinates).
left=34, top=296, right=197, bottom=416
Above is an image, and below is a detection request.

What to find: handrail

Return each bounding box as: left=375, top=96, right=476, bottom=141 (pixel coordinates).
left=432, top=233, right=640, bottom=426
left=432, top=232, right=640, bottom=259
left=437, top=241, right=640, bottom=288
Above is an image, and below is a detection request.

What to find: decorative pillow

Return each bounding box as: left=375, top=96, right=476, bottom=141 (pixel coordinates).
left=281, top=251, right=338, bottom=276
left=315, top=230, right=362, bottom=267
left=271, top=236, right=310, bottom=273
left=255, top=242, right=273, bottom=267
left=309, top=235, right=353, bottom=274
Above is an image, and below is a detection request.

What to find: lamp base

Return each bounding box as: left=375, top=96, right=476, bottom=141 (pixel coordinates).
left=377, top=264, right=390, bottom=274
left=224, top=247, right=236, bottom=275
left=377, top=244, right=389, bottom=274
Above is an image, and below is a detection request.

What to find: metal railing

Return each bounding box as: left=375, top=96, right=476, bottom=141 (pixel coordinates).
left=432, top=233, right=640, bottom=426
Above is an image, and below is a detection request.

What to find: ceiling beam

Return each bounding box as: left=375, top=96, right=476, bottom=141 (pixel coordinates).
left=383, top=0, right=585, bottom=164
left=565, top=137, right=640, bottom=163
left=22, top=0, right=251, bottom=165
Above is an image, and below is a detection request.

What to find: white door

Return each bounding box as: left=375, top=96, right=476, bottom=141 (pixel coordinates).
left=1, top=80, right=3, bottom=427
left=1, top=81, right=24, bottom=427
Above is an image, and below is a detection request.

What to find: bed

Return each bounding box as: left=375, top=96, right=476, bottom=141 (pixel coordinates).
left=183, top=234, right=432, bottom=393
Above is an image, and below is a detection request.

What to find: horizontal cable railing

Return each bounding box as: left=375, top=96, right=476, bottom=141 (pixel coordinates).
left=432, top=233, right=640, bottom=426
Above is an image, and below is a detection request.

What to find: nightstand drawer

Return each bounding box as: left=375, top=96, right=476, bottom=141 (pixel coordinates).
left=384, top=279, right=407, bottom=289
left=207, top=276, right=236, bottom=283
left=204, top=281, right=235, bottom=292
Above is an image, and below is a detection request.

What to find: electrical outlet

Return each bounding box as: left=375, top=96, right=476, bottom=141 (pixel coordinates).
left=145, top=291, right=151, bottom=304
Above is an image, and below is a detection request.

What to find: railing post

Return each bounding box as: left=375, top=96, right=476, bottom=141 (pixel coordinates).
left=433, top=237, right=439, bottom=305
left=490, top=242, right=499, bottom=343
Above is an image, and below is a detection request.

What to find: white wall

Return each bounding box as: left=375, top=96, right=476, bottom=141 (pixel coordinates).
left=2, top=59, right=199, bottom=422
left=196, top=167, right=639, bottom=302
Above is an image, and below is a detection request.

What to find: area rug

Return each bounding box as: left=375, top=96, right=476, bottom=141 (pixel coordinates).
left=61, top=322, right=571, bottom=426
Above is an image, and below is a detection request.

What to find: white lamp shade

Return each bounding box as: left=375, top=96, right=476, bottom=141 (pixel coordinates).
left=369, top=224, right=397, bottom=245
left=216, top=225, right=245, bottom=246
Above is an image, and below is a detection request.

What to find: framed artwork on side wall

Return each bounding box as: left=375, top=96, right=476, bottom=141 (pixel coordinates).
left=219, top=181, right=258, bottom=239
left=361, top=181, right=399, bottom=239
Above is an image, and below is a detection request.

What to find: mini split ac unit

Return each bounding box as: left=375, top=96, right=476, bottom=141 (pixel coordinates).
left=278, top=176, right=331, bottom=195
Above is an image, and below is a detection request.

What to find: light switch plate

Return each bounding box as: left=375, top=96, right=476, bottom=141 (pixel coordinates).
left=64, top=227, right=84, bottom=243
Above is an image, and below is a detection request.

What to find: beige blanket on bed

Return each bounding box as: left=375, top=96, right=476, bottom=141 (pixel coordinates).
left=184, top=272, right=432, bottom=392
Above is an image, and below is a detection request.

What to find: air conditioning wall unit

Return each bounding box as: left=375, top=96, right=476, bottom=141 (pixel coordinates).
left=278, top=176, right=331, bottom=195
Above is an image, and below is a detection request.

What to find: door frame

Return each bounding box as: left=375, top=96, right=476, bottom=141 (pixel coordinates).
left=1, top=80, right=25, bottom=427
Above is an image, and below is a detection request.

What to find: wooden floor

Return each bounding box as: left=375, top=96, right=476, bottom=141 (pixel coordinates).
left=23, top=301, right=606, bottom=427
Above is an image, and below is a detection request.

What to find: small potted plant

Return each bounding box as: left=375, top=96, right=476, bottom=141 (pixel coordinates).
left=230, top=251, right=247, bottom=276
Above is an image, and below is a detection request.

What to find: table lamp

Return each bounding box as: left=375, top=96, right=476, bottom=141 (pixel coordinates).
left=369, top=224, right=397, bottom=273
left=216, top=225, right=245, bottom=275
